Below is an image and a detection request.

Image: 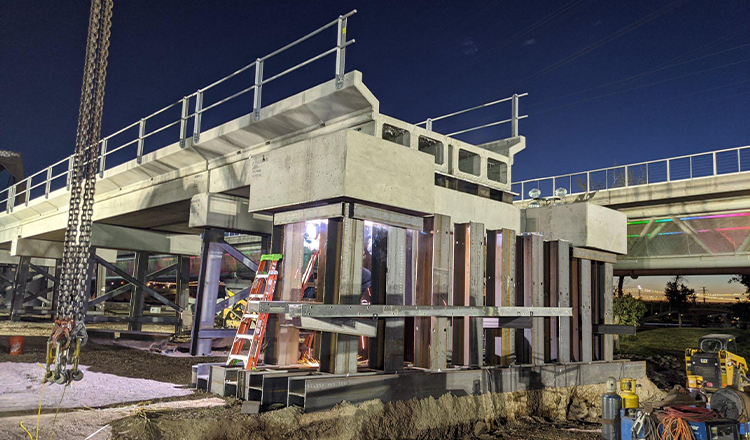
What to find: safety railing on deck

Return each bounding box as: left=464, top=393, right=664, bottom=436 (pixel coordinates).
left=513, top=144, right=750, bottom=201
left=416, top=93, right=528, bottom=137
left=0, top=11, right=356, bottom=213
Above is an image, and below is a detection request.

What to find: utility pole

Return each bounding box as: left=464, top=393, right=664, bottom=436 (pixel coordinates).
left=701, top=287, right=707, bottom=305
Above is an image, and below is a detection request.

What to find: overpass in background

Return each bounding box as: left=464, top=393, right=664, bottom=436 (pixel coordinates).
left=514, top=144, right=750, bottom=277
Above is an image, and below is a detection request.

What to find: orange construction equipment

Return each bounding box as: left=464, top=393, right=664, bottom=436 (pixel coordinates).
left=227, top=254, right=282, bottom=369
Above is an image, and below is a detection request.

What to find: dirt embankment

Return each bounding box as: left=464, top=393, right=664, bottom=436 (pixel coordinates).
left=111, top=379, right=664, bottom=440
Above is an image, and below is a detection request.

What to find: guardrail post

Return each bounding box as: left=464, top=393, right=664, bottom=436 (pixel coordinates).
left=136, top=118, right=146, bottom=164
left=335, top=15, right=348, bottom=89
left=586, top=172, right=590, bottom=193
left=426, top=118, right=432, bottom=131
left=24, top=177, right=30, bottom=207
left=738, top=149, right=742, bottom=173
left=624, top=166, right=629, bottom=187
left=45, top=167, right=52, bottom=198
left=713, top=152, right=718, bottom=176
left=511, top=93, right=519, bottom=137
left=99, top=139, right=108, bottom=178
left=179, top=97, right=189, bottom=148
left=690, top=156, right=693, bottom=179
left=253, top=59, right=263, bottom=121
left=66, top=156, right=74, bottom=191
left=667, top=159, right=671, bottom=182
left=193, top=90, right=203, bottom=144
left=7, top=185, right=15, bottom=213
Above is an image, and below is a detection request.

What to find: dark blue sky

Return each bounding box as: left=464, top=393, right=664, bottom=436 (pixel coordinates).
left=2, top=0, right=749, bottom=182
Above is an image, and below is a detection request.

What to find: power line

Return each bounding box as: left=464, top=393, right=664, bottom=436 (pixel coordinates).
left=504, top=0, right=690, bottom=93
left=392, top=0, right=592, bottom=114
left=533, top=57, right=750, bottom=115
left=527, top=41, right=750, bottom=110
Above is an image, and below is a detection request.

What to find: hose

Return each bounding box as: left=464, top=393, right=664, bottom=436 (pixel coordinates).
left=632, top=410, right=659, bottom=440
left=658, top=406, right=721, bottom=440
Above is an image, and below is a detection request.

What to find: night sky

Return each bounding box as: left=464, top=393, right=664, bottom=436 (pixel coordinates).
left=2, top=1, right=749, bottom=294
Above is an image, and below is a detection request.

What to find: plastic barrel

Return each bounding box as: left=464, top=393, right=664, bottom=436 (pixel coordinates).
left=9, top=336, right=24, bottom=355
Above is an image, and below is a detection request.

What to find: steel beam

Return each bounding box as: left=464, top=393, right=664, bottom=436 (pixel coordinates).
left=516, top=234, right=545, bottom=365
left=251, top=303, right=572, bottom=318
left=91, top=255, right=181, bottom=311
left=216, top=241, right=259, bottom=272
left=176, top=255, right=191, bottom=331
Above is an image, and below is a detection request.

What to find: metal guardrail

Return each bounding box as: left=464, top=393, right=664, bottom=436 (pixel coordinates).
left=0, top=11, right=357, bottom=214
left=513, top=144, right=750, bottom=201
left=416, top=93, right=528, bottom=137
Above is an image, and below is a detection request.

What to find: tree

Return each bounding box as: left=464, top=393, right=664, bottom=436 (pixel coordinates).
left=664, top=275, right=695, bottom=328
left=614, top=294, right=648, bottom=327
left=730, top=275, right=750, bottom=296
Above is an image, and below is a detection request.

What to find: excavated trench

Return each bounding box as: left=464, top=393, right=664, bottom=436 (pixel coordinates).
left=111, top=378, right=665, bottom=440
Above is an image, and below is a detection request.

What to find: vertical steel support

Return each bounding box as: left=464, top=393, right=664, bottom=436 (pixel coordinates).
left=368, top=225, right=388, bottom=370
left=571, top=258, right=581, bottom=361
left=10, top=257, right=30, bottom=322
left=189, top=228, right=224, bottom=356
left=452, top=222, right=485, bottom=367
left=426, top=118, right=433, bottom=131
left=253, top=60, right=264, bottom=121
left=179, top=96, right=189, bottom=148
left=276, top=222, right=305, bottom=366
left=128, top=251, right=149, bottom=331
left=579, top=258, right=593, bottom=363
left=193, top=90, right=204, bottom=144
left=516, top=234, right=544, bottom=365
left=335, top=16, right=348, bottom=89
left=511, top=93, right=519, bottom=137
left=414, top=215, right=451, bottom=370
left=319, top=207, right=363, bottom=374
left=547, top=240, right=570, bottom=363
left=176, top=255, right=191, bottom=332
left=603, top=262, right=614, bottom=361
left=99, top=139, right=108, bottom=178
left=95, top=259, right=108, bottom=309
left=713, top=152, right=718, bottom=176
left=51, top=259, right=61, bottom=314
left=383, top=227, right=407, bottom=372
left=486, top=229, right=516, bottom=366
left=263, top=225, right=285, bottom=365
left=7, top=185, right=15, bottom=213
left=136, top=118, right=146, bottom=164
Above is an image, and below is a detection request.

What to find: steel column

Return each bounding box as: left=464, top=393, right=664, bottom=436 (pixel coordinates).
left=580, top=259, right=593, bottom=363
left=414, top=215, right=451, bottom=370
left=319, top=209, right=364, bottom=374
left=452, top=222, right=485, bottom=367
left=176, top=255, right=191, bottom=332
left=190, top=228, right=224, bottom=356
left=516, top=234, right=544, bottom=365
left=603, top=262, right=614, bottom=361
left=10, top=257, right=30, bottom=321
left=547, top=240, right=571, bottom=363
left=128, top=251, right=150, bottom=331
left=383, top=227, right=406, bottom=372
left=486, top=229, right=516, bottom=366
left=277, top=222, right=305, bottom=366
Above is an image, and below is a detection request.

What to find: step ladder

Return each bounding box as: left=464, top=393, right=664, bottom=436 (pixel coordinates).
left=227, top=253, right=282, bottom=369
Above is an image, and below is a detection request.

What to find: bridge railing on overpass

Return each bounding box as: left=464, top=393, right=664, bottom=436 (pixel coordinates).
left=512, top=144, right=750, bottom=201
left=0, top=11, right=357, bottom=214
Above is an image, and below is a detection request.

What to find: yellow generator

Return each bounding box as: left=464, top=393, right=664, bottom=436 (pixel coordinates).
left=685, top=334, right=749, bottom=392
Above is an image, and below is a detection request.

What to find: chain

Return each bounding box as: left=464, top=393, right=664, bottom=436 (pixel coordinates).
left=46, top=0, right=112, bottom=385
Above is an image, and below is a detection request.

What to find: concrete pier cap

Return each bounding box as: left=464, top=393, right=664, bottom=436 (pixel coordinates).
left=522, top=202, right=627, bottom=254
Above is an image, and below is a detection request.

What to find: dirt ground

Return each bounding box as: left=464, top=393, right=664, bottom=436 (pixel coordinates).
left=0, top=321, right=670, bottom=440
left=0, top=322, right=225, bottom=384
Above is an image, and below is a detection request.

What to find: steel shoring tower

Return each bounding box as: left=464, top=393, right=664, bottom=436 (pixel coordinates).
left=45, top=0, right=113, bottom=385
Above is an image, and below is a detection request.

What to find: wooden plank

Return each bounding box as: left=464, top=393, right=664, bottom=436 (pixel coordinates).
left=572, top=247, right=618, bottom=264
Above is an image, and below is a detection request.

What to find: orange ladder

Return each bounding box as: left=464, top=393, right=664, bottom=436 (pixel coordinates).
left=227, top=253, right=282, bottom=369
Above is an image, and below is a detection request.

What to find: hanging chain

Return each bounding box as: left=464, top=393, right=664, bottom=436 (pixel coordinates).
left=46, top=0, right=113, bottom=385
